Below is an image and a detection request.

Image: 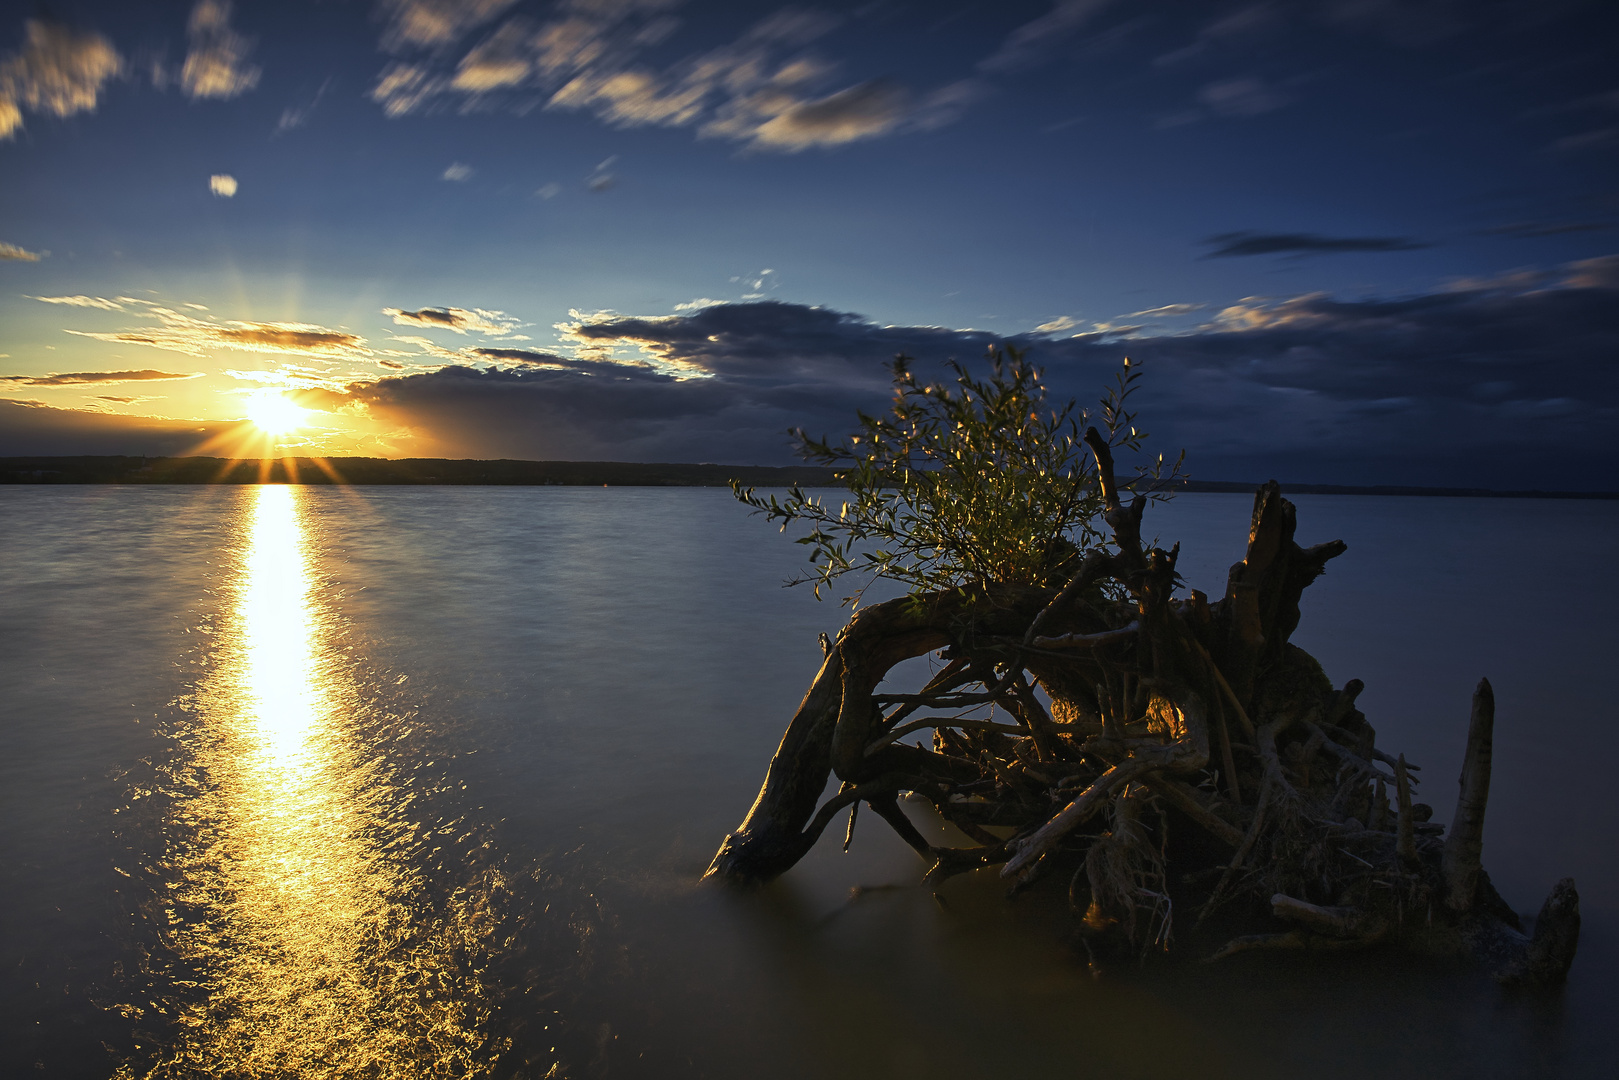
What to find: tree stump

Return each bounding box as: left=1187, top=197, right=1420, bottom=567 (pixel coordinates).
left=705, top=453, right=1580, bottom=987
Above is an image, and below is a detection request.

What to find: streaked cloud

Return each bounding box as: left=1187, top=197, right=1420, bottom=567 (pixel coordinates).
left=0, top=20, right=122, bottom=140
left=1476, top=220, right=1613, bottom=238
left=1035, top=315, right=1080, bottom=333
left=61, top=302, right=372, bottom=360
left=378, top=0, right=524, bottom=52
left=1154, top=3, right=1281, bottom=67
left=977, top=0, right=1118, bottom=73
left=383, top=306, right=520, bottom=335
left=1202, top=231, right=1429, bottom=257
left=1, top=369, right=203, bottom=386
left=371, top=4, right=976, bottom=152
left=1, top=241, right=46, bottom=261
left=274, top=78, right=329, bottom=134
left=181, top=1, right=260, bottom=100
left=1198, top=76, right=1289, bottom=118
left=209, top=173, right=238, bottom=197
left=442, top=162, right=474, bottom=181
left=1128, top=303, right=1208, bottom=318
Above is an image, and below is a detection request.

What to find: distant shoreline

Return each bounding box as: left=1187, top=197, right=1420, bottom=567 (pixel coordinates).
left=1, top=455, right=1613, bottom=500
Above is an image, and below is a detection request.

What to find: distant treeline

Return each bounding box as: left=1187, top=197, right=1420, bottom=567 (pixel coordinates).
left=0, top=456, right=1613, bottom=499
left=0, top=455, right=845, bottom=487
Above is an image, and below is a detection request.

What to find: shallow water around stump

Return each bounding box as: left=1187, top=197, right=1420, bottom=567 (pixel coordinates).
left=1, top=486, right=1613, bottom=1078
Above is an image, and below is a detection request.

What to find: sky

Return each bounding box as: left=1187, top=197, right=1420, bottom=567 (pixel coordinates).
left=0, top=0, right=1615, bottom=488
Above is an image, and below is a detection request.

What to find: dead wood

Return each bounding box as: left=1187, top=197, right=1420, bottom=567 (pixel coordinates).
left=704, top=466, right=1581, bottom=988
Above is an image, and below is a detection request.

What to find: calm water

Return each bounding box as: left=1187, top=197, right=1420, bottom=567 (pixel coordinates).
left=1, top=485, right=1615, bottom=1079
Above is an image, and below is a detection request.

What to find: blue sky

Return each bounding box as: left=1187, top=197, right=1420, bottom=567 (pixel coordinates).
left=1, top=0, right=1615, bottom=486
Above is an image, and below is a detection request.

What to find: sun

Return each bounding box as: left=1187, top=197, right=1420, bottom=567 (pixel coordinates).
left=244, top=395, right=308, bottom=436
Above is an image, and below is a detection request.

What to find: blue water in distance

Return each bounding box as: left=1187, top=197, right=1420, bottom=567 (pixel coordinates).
left=1, top=485, right=1614, bottom=1079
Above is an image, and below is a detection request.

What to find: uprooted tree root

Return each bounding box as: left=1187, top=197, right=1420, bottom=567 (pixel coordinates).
left=704, top=431, right=1580, bottom=987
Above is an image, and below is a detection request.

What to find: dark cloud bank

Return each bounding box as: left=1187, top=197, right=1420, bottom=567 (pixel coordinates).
left=340, top=256, right=1618, bottom=490
left=8, top=256, right=1617, bottom=490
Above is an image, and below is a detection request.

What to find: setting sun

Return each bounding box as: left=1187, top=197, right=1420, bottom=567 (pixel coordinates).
left=244, top=395, right=307, bottom=437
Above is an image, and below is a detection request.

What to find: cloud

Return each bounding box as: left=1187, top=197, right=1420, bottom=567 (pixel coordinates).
left=209, top=173, right=238, bottom=197
left=1197, top=76, right=1289, bottom=117
left=1564, top=254, right=1619, bottom=289
left=379, top=0, right=524, bottom=52
left=1035, top=315, right=1080, bottom=333
left=978, top=0, right=1119, bottom=73
left=1128, top=303, right=1207, bottom=318
left=534, top=182, right=562, bottom=198
left=1549, top=127, right=1618, bottom=153
left=32, top=294, right=122, bottom=308
left=1202, top=231, right=1429, bottom=257
left=181, top=1, right=260, bottom=100
left=1, top=369, right=203, bottom=386
left=0, top=398, right=239, bottom=456
left=1, top=241, right=46, bottom=261
left=466, top=346, right=577, bottom=367
left=1477, top=220, right=1613, bottom=238
left=325, top=257, right=1619, bottom=488
left=274, top=78, right=330, bottom=133
left=61, top=304, right=372, bottom=360
left=731, top=80, right=911, bottom=151
left=1153, top=3, right=1280, bottom=66
left=0, top=20, right=122, bottom=140
left=383, top=306, right=522, bottom=337
left=371, top=4, right=973, bottom=151
left=442, top=162, right=474, bottom=181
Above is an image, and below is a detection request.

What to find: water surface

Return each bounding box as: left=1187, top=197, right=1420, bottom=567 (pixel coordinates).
left=1, top=485, right=1613, bottom=1078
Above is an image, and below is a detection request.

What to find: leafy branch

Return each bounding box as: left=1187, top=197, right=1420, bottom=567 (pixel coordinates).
left=734, top=346, right=1182, bottom=604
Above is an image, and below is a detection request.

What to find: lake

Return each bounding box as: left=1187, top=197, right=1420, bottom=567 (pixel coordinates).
left=1, top=485, right=1614, bottom=1079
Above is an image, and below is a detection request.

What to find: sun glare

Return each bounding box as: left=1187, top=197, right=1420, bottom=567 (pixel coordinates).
left=245, top=395, right=308, bottom=436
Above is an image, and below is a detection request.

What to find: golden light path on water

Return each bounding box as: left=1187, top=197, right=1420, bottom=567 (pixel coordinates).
left=144, top=485, right=501, bottom=1078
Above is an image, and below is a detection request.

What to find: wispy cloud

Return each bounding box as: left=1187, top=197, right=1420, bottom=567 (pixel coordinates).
left=0, top=20, right=122, bottom=140
left=1, top=241, right=46, bottom=261
left=383, top=306, right=521, bottom=336
left=55, top=300, right=372, bottom=360
left=371, top=5, right=977, bottom=152
left=1198, top=76, right=1289, bottom=117
left=1128, top=302, right=1207, bottom=318
left=442, top=162, right=474, bottom=181
left=1476, top=220, right=1613, bottom=238
left=1548, top=127, right=1617, bottom=153
left=181, top=1, right=260, bottom=100
left=32, top=294, right=124, bottom=308
left=1, top=369, right=203, bottom=386
left=209, top=173, right=238, bottom=197
left=379, top=0, right=524, bottom=52
left=1202, top=231, right=1429, bottom=257
left=1153, top=3, right=1280, bottom=66
left=977, top=0, right=1118, bottom=73
left=274, top=78, right=330, bottom=134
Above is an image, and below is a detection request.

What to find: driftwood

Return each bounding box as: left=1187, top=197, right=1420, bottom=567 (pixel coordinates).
left=705, top=431, right=1581, bottom=987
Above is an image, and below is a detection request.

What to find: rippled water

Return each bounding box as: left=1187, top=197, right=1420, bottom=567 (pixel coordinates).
left=1, top=485, right=1614, bottom=1079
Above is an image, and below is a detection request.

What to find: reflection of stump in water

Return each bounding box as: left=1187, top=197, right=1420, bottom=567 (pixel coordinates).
left=705, top=432, right=1580, bottom=986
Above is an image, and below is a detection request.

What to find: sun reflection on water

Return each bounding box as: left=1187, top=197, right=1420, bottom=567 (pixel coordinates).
left=142, top=484, right=501, bottom=1078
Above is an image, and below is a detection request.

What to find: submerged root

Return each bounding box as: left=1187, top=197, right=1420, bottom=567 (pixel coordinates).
left=706, top=473, right=1581, bottom=988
